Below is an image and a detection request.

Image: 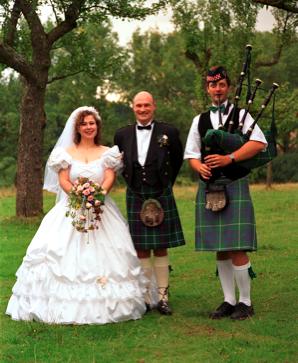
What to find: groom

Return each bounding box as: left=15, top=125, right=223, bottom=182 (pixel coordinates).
left=114, top=91, right=185, bottom=315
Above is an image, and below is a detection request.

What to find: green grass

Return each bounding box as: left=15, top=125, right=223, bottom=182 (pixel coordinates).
left=0, top=184, right=298, bottom=363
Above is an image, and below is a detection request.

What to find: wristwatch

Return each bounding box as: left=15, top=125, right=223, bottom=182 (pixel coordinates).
left=228, top=153, right=236, bottom=163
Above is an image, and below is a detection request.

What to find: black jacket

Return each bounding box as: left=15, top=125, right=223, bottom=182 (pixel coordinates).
left=114, top=120, right=183, bottom=188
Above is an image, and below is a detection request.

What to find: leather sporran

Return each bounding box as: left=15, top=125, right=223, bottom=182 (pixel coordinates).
left=205, top=183, right=228, bottom=212
left=140, top=199, right=164, bottom=227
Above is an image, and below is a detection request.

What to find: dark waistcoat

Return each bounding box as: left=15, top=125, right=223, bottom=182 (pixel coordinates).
left=132, top=160, right=163, bottom=191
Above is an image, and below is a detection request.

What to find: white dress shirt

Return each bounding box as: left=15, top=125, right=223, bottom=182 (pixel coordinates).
left=184, top=102, right=267, bottom=160
left=136, top=121, right=154, bottom=166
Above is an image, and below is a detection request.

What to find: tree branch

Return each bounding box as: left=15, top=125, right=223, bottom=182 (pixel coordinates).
left=47, top=69, right=84, bottom=83
left=48, top=0, right=60, bottom=23
left=47, top=0, right=85, bottom=45
left=3, top=0, right=22, bottom=46
left=253, top=0, right=298, bottom=13
left=255, top=44, right=283, bottom=67
left=18, top=0, right=47, bottom=51
left=0, top=43, right=36, bottom=81
left=184, top=50, right=203, bottom=71
left=256, top=11, right=291, bottom=67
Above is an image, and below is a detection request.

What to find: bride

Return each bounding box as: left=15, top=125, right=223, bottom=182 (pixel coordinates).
left=6, top=106, right=149, bottom=324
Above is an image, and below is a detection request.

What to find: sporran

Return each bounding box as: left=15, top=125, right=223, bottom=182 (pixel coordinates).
left=140, top=198, right=164, bottom=227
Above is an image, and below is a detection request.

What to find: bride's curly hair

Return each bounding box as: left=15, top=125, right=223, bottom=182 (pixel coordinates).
left=74, top=109, right=102, bottom=145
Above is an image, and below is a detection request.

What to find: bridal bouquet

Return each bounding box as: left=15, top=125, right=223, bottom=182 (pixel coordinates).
left=66, top=177, right=105, bottom=233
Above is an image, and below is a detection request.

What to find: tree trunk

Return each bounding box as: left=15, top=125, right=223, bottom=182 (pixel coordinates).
left=16, top=79, right=46, bottom=217
left=266, top=161, right=273, bottom=188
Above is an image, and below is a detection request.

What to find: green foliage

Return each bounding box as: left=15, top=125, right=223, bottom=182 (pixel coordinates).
left=43, top=19, right=127, bottom=153
left=253, top=32, right=298, bottom=88
left=117, top=30, right=199, bottom=141
left=0, top=156, right=16, bottom=186
left=1, top=185, right=298, bottom=362
left=48, top=18, right=125, bottom=82
left=251, top=152, right=298, bottom=183
left=0, top=75, right=20, bottom=186
left=170, top=0, right=258, bottom=104
left=0, top=14, right=297, bottom=186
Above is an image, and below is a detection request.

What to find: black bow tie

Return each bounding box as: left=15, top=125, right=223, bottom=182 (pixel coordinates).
left=137, top=124, right=152, bottom=130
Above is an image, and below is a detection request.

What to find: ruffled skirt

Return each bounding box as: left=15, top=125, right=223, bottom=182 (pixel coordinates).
left=6, top=196, right=147, bottom=324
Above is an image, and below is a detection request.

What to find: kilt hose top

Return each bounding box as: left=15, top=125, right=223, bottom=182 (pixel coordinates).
left=195, top=176, right=257, bottom=252
left=126, top=185, right=185, bottom=250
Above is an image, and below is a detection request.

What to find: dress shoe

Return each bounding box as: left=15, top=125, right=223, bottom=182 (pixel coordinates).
left=209, top=302, right=235, bottom=319
left=157, top=299, right=172, bottom=315
left=230, top=303, right=254, bottom=320
left=145, top=303, right=152, bottom=313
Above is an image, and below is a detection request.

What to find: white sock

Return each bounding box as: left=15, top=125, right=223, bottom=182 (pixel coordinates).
left=140, top=257, right=153, bottom=305
left=153, top=255, right=169, bottom=301
left=217, top=259, right=236, bottom=306
left=233, top=262, right=252, bottom=306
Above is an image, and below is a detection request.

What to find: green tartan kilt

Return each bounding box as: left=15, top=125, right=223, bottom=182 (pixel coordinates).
left=195, top=177, right=257, bottom=252
left=126, top=185, right=185, bottom=250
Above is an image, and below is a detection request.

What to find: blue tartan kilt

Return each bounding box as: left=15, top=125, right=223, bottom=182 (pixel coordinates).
left=126, top=185, right=185, bottom=250
left=195, top=177, right=257, bottom=252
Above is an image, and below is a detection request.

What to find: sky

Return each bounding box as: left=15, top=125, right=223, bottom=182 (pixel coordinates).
left=40, top=4, right=276, bottom=46
left=112, top=7, right=276, bottom=46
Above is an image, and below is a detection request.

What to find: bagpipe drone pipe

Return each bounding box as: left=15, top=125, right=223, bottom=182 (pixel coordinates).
left=203, top=45, right=279, bottom=171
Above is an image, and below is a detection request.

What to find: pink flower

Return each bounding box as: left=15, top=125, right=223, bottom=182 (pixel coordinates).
left=94, top=200, right=101, bottom=206
left=83, top=189, right=91, bottom=196
left=83, top=183, right=90, bottom=189
left=87, top=195, right=94, bottom=201
left=79, top=215, right=86, bottom=221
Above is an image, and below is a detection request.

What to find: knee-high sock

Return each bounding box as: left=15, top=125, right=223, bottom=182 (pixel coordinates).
left=217, top=259, right=236, bottom=306
left=153, top=255, right=169, bottom=301
left=139, top=257, right=153, bottom=305
left=233, top=262, right=252, bottom=306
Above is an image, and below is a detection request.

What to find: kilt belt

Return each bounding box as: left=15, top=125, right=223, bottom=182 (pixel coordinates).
left=126, top=185, right=185, bottom=250
left=195, top=177, right=257, bottom=252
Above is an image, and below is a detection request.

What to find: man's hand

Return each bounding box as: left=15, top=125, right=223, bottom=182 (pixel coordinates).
left=198, top=163, right=213, bottom=180
left=189, top=158, right=212, bottom=180
left=204, top=154, right=231, bottom=169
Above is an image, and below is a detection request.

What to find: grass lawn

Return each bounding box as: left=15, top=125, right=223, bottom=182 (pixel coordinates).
left=0, top=184, right=297, bottom=363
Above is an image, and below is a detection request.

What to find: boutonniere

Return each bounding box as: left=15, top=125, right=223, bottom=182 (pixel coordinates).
left=157, top=134, right=169, bottom=147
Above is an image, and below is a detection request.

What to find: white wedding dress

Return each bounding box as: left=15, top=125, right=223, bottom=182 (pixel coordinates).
left=6, top=146, right=148, bottom=324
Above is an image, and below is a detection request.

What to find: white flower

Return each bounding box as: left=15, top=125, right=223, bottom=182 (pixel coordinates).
left=85, top=202, right=92, bottom=209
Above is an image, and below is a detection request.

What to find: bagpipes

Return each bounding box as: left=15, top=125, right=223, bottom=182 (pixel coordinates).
left=203, top=44, right=279, bottom=171
left=202, top=45, right=279, bottom=212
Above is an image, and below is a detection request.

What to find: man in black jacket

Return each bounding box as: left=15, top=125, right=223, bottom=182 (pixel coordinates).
left=114, top=91, right=185, bottom=315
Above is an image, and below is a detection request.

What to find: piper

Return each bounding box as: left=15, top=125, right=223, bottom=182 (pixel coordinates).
left=184, top=65, right=267, bottom=320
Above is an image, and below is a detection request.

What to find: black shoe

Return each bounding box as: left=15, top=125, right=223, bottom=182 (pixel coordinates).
left=230, top=303, right=254, bottom=320
left=157, top=300, right=172, bottom=315
left=145, top=303, right=152, bottom=313
left=209, top=302, right=236, bottom=320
